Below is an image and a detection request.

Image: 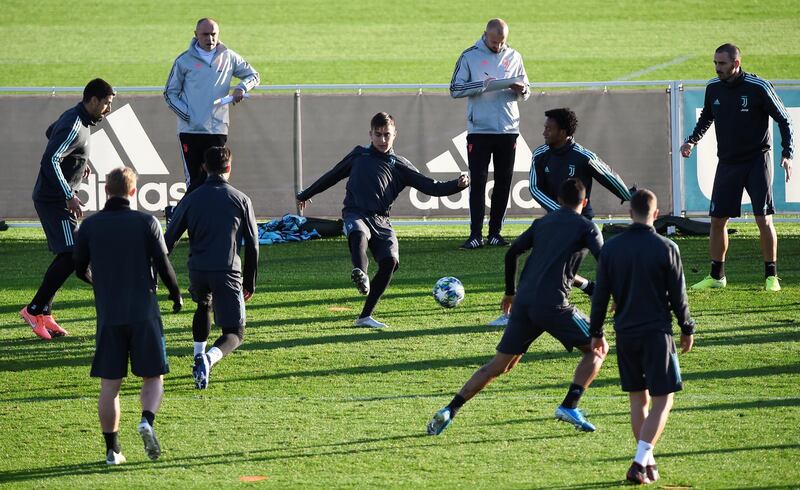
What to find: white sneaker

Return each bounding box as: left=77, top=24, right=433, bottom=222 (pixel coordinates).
left=488, top=314, right=509, bottom=327
left=106, top=449, right=126, bottom=465
left=354, top=316, right=387, bottom=328
left=137, top=420, right=161, bottom=461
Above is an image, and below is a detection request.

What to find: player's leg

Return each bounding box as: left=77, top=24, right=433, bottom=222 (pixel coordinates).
left=345, top=216, right=371, bottom=295
left=203, top=271, right=247, bottom=383
left=486, top=134, right=517, bottom=245
left=91, top=322, right=130, bottom=463
left=189, top=272, right=213, bottom=389
left=462, top=134, right=492, bottom=249
left=130, top=318, right=169, bottom=460
left=355, top=220, right=398, bottom=328
left=137, top=376, right=164, bottom=461
left=747, top=153, right=779, bottom=290
left=628, top=390, right=650, bottom=441
left=99, top=378, right=125, bottom=464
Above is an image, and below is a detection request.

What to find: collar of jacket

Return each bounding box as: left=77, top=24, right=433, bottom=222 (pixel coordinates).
left=188, top=38, right=229, bottom=61
left=628, top=222, right=655, bottom=232
left=367, top=144, right=397, bottom=160
left=103, top=196, right=131, bottom=211
left=75, top=102, right=99, bottom=126
left=723, top=69, right=746, bottom=88
left=551, top=138, right=575, bottom=156
left=205, top=174, right=228, bottom=185
left=476, top=37, right=507, bottom=55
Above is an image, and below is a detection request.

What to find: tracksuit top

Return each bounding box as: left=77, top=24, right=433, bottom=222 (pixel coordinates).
left=505, top=207, right=603, bottom=310
left=450, top=38, right=530, bottom=134
left=164, top=39, right=260, bottom=135
left=164, top=175, right=259, bottom=293
left=686, top=70, right=794, bottom=163
left=296, top=145, right=463, bottom=217
left=74, top=198, right=180, bottom=326
left=590, top=223, right=695, bottom=338
left=32, top=102, right=97, bottom=202
left=529, top=139, right=631, bottom=219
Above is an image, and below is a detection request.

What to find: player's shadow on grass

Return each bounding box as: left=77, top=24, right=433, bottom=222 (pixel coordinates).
left=0, top=299, right=96, bottom=316
left=596, top=442, right=799, bottom=463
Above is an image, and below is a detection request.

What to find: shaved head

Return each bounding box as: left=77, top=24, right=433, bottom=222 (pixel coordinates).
left=486, top=18, right=508, bottom=36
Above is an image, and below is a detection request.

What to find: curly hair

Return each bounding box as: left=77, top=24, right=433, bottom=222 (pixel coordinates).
left=544, top=108, right=579, bottom=137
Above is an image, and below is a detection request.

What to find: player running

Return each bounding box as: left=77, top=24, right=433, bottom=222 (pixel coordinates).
left=428, top=179, right=607, bottom=435
left=297, top=112, right=469, bottom=329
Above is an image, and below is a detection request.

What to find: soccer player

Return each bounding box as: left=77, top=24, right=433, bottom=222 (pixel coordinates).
left=450, top=18, right=530, bottom=249
left=680, top=43, right=793, bottom=291
left=427, top=179, right=607, bottom=436
left=590, top=189, right=695, bottom=484
left=164, top=18, right=260, bottom=220
left=165, top=146, right=259, bottom=390
left=296, top=112, right=469, bottom=329
left=21, top=78, right=116, bottom=340
left=74, top=167, right=183, bottom=465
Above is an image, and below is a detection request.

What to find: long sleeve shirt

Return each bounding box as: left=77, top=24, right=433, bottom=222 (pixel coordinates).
left=449, top=38, right=530, bottom=134
left=590, top=223, right=695, bottom=338
left=529, top=139, right=631, bottom=219
left=686, top=70, right=794, bottom=163
left=297, top=145, right=463, bottom=216
left=165, top=175, right=259, bottom=293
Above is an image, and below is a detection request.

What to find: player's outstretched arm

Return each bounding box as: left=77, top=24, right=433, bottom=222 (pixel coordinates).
left=396, top=160, right=465, bottom=197
left=296, top=150, right=358, bottom=203
left=149, top=216, right=182, bottom=312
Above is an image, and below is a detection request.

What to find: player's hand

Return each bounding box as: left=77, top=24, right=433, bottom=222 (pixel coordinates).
left=510, top=82, right=527, bottom=94
left=591, top=336, right=608, bottom=358
left=457, top=173, right=470, bottom=188
left=680, top=333, right=694, bottom=353
left=501, top=294, right=514, bottom=316
left=680, top=142, right=694, bottom=158
left=231, top=88, right=246, bottom=104
left=297, top=199, right=310, bottom=212
left=781, top=157, right=792, bottom=182
left=244, top=289, right=253, bottom=302
left=67, top=195, right=84, bottom=218
left=83, top=165, right=91, bottom=179
left=171, top=294, right=183, bottom=313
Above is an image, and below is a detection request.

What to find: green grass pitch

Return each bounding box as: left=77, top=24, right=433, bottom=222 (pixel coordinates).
left=2, top=0, right=800, bottom=487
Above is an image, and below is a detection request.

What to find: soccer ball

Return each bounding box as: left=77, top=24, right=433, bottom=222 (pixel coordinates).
left=432, top=276, right=465, bottom=308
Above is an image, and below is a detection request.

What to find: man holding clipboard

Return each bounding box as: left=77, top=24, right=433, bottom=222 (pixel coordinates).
left=450, top=18, right=530, bottom=250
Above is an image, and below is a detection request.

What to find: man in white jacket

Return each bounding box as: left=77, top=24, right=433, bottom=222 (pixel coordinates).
left=164, top=18, right=260, bottom=198
left=450, top=18, right=530, bottom=250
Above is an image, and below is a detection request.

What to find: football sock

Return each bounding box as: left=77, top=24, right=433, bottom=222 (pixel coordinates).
left=28, top=253, right=74, bottom=315
left=647, top=453, right=656, bottom=466
left=348, top=232, right=369, bottom=272
left=192, top=304, right=212, bottom=342
left=194, top=341, right=207, bottom=356
left=710, top=260, right=725, bottom=280
left=574, top=277, right=588, bottom=289
left=765, top=261, right=776, bottom=278
left=206, top=346, right=224, bottom=366
left=447, top=394, right=467, bottom=417
left=634, top=440, right=654, bottom=466
left=561, top=383, right=584, bottom=409
left=359, top=258, right=396, bottom=318
left=141, top=410, right=155, bottom=427
left=103, top=431, right=121, bottom=453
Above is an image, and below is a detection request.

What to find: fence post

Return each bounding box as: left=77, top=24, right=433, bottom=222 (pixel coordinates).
left=293, top=89, right=303, bottom=215
left=669, top=80, right=684, bottom=216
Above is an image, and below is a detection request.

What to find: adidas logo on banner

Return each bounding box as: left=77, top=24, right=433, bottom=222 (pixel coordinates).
left=408, top=130, right=540, bottom=210
left=77, top=104, right=184, bottom=212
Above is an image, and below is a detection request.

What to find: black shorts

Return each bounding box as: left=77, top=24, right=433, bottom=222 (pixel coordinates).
left=343, top=212, right=399, bottom=264
left=34, top=200, right=77, bottom=254
left=616, top=331, right=683, bottom=396
left=497, top=304, right=591, bottom=354
left=179, top=133, right=228, bottom=194
left=710, top=153, right=774, bottom=218
left=189, top=269, right=246, bottom=329
left=91, top=318, right=169, bottom=379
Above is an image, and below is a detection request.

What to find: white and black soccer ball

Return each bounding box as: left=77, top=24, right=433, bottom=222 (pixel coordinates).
left=432, top=276, right=465, bottom=308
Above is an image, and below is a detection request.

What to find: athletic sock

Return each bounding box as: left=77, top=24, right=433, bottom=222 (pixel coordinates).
left=103, top=431, right=121, bottom=453
left=634, top=440, right=654, bottom=466
left=141, top=410, right=155, bottom=427
left=647, top=452, right=656, bottom=466
left=574, top=277, right=588, bottom=289
left=765, top=261, right=777, bottom=278
left=447, top=394, right=467, bottom=417
left=206, top=346, right=224, bottom=366
left=711, top=260, right=725, bottom=280
left=561, top=383, right=585, bottom=409
left=193, top=341, right=207, bottom=356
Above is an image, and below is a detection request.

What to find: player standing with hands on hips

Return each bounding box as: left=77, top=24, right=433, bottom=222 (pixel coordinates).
left=681, top=43, right=793, bottom=291
left=450, top=18, right=530, bottom=250
left=590, top=189, right=696, bottom=484
left=297, top=112, right=469, bottom=329
left=20, top=78, right=116, bottom=340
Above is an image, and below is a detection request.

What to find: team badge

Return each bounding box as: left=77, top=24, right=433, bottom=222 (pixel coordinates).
left=568, top=164, right=576, bottom=177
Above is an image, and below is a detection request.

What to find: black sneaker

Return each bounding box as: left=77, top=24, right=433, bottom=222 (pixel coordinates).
left=626, top=462, right=651, bottom=485
left=487, top=235, right=509, bottom=247
left=459, top=237, right=484, bottom=250
left=351, top=268, right=370, bottom=295
left=645, top=464, right=659, bottom=482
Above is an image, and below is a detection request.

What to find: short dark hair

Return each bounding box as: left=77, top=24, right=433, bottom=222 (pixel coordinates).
left=83, top=78, right=116, bottom=103
left=544, top=108, right=578, bottom=136
left=204, top=146, right=232, bottom=174
left=558, top=178, right=586, bottom=207
left=715, top=43, right=741, bottom=61
left=370, top=112, right=396, bottom=130
left=105, top=167, right=137, bottom=198
left=630, top=189, right=657, bottom=218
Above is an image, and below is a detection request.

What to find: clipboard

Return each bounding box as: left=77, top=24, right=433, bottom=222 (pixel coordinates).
left=484, top=75, right=525, bottom=92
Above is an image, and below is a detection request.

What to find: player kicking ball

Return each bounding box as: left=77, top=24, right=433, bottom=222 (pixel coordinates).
left=297, top=112, right=469, bottom=328
left=428, top=179, right=607, bottom=435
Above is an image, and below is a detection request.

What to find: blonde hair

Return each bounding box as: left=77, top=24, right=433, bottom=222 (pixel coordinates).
left=105, top=167, right=137, bottom=197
